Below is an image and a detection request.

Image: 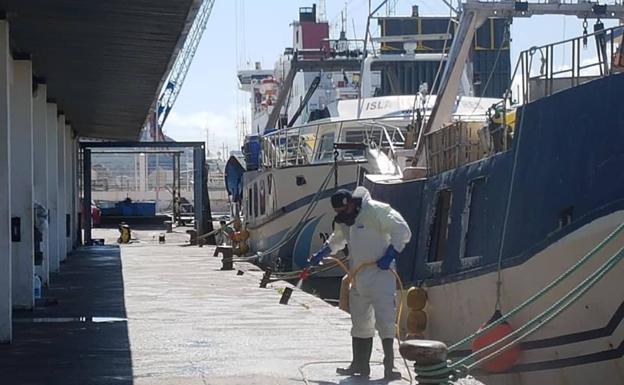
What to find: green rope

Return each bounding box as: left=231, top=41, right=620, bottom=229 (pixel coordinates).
left=448, top=221, right=624, bottom=351
left=460, top=246, right=624, bottom=369
left=411, top=363, right=456, bottom=384
left=409, top=224, right=624, bottom=381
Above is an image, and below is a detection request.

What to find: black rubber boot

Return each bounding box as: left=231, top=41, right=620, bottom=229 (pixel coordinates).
left=382, top=338, right=402, bottom=381
left=336, top=337, right=372, bottom=376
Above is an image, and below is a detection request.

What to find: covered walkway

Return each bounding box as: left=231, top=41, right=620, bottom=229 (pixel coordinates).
left=3, top=246, right=131, bottom=384
left=0, top=0, right=203, bottom=342
left=0, top=231, right=405, bottom=384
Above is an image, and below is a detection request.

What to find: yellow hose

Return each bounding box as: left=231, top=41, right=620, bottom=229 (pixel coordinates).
left=327, top=256, right=412, bottom=383
left=327, top=257, right=405, bottom=340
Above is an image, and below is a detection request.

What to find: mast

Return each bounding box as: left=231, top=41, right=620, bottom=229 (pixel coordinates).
left=423, top=9, right=487, bottom=135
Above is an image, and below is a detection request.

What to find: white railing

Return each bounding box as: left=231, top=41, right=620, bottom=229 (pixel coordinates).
left=260, top=120, right=408, bottom=168
left=509, top=25, right=624, bottom=104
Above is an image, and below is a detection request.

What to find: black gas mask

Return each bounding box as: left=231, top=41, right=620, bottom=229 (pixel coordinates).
left=331, top=189, right=362, bottom=227
left=334, top=205, right=360, bottom=226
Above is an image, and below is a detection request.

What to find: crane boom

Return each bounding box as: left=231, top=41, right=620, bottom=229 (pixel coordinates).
left=157, top=0, right=215, bottom=131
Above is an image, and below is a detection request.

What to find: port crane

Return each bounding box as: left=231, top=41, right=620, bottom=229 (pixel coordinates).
left=155, top=0, right=215, bottom=135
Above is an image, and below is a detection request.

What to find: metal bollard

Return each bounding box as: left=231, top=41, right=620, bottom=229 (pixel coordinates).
left=259, top=268, right=272, bottom=288
left=186, top=229, right=197, bottom=245
left=279, top=287, right=293, bottom=305
left=399, top=339, right=450, bottom=384
left=221, top=256, right=233, bottom=271
left=215, top=246, right=234, bottom=271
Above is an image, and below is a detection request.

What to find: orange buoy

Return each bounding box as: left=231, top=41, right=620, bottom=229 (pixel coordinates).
left=471, top=310, right=521, bottom=373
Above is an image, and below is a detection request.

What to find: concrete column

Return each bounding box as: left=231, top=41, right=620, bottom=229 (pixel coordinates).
left=46, top=103, right=59, bottom=272
left=139, top=153, right=147, bottom=192
left=74, top=139, right=80, bottom=245
left=83, top=149, right=92, bottom=244
left=0, top=20, right=12, bottom=343
left=71, top=137, right=78, bottom=247
left=33, top=84, right=49, bottom=284
left=9, top=59, right=34, bottom=309
left=56, top=113, right=66, bottom=262
left=64, top=123, right=72, bottom=253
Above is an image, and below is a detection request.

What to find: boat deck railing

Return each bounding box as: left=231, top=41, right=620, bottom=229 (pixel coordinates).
left=511, top=25, right=624, bottom=104
left=260, top=120, right=407, bottom=169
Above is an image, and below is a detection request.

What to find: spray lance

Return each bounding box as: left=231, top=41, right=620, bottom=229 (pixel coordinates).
left=279, top=266, right=311, bottom=305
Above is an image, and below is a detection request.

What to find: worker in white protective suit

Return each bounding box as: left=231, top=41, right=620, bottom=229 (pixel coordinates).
left=308, top=186, right=411, bottom=380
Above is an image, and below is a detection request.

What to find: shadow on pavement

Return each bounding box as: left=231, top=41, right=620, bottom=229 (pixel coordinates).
left=0, top=245, right=133, bottom=385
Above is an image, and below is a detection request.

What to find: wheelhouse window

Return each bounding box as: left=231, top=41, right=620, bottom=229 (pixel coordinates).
left=266, top=174, right=273, bottom=214
left=259, top=180, right=266, bottom=216
left=253, top=182, right=259, bottom=218
left=428, top=189, right=452, bottom=263
left=463, top=178, right=486, bottom=258
left=316, top=132, right=335, bottom=161
left=343, top=129, right=367, bottom=159
left=247, top=188, right=252, bottom=219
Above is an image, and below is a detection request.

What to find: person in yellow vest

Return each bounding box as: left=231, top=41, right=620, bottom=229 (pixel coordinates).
left=309, top=187, right=411, bottom=380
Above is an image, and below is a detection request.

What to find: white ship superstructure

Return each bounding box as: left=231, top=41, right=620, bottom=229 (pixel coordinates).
left=237, top=4, right=379, bottom=134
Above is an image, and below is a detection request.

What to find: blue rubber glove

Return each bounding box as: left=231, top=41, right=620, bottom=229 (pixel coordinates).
left=377, top=245, right=399, bottom=270
left=309, top=244, right=332, bottom=266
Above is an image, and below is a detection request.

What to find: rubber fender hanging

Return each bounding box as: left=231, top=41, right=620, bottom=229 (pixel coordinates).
left=232, top=230, right=250, bottom=242
left=406, top=287, right=427, bottom=310
left=233, top=243, right=249, bottom=256
left=471, top=310, right=521, bottom=373
left=404, top=332, right=425, bottom=340
left=406, top=309, right=428, bottom=334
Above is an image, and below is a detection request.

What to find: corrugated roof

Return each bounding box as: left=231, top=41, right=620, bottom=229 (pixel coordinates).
left=0, top=0, right=202, bottom=139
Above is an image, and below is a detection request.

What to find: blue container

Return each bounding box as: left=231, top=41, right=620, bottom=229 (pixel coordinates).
left=135, top=202, right=156, bottom=216
left=243, top=135, right=261, bottom=171
left=120, top=203, right=133, bottom=216
left=100, top=207, right=120, bottom=216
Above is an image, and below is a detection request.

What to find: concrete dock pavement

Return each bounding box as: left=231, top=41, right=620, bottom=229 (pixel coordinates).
left=0, top=229, right=409, bottom=384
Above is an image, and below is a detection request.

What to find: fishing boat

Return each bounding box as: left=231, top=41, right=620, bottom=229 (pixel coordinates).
left=361, top=1, right=624, bottom=383
left=229, top=4, right=506, bottom=274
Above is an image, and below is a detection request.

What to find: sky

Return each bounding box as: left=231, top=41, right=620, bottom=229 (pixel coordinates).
left=163, top=0, right=617, bottom=157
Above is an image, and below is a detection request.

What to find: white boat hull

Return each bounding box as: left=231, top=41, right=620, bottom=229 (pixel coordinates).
left=418, top=210, right=624, bottom=384
left=243, top=162, right=367, bottom=274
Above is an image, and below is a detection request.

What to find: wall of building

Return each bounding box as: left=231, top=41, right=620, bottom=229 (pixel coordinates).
left=0, top=21, right=80, bottom=343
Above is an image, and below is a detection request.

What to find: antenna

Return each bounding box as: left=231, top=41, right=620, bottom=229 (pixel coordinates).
left=318, top=0, right=327, bottom=22
left=386, top=0, right=397, bottom=16
left=205, top=125, right=210, bottom=157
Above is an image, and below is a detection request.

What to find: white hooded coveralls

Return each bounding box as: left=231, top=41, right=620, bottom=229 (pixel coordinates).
left=327, top=187, right=411, bottom=339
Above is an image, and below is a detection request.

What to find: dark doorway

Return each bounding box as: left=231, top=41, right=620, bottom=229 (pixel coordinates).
left=428, top=189, right=452, bottom=263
